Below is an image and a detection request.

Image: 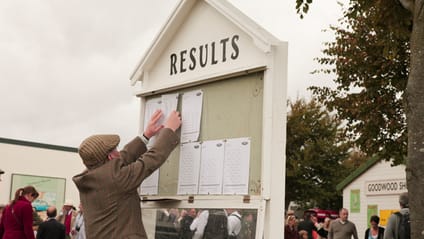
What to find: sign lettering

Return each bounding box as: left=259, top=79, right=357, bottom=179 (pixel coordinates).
left=170, top=35, right=240, bottom=75
left=364, top=179, right=407, bottom=195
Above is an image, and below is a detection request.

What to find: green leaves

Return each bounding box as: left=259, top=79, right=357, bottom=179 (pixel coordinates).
left=310, top=0, right=411, bottom=165
left=286, top=99, right=350, bottom=209
left=295, top=0, right=312, bottom=19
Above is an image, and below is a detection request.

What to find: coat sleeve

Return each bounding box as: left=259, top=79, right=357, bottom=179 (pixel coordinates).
left=113, top=128, right=179, bottom=191
left=0, top=206, right=5, bottom=238
left=364, top=228, right=369, bottom=239
left=23, top=204, right=36, bottom=239
left=36, top=223, right=44, bottom=239
left=119, top=137, right=147, bottom=166
left=328, top=221, right=334, bottom=239
left=352, top=222, right=359, bottom=239
left=384, top=214, right=398, bottom=239
left=379, top=227, right=385, bottom=239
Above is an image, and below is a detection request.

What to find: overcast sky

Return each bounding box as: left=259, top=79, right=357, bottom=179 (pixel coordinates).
left=0, top=0, right=345, bottom=148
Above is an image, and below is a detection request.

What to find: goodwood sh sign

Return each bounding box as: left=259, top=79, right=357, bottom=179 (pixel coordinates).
left=365, top=179, right=407, bottom=195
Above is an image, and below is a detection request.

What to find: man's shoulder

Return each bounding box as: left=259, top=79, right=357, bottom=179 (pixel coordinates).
left=347, top=220, right=357, bottom=226
left=43, top=219, right=65, bottom=227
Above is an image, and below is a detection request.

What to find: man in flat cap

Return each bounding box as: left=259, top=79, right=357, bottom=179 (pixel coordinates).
left=73, top=110, right=181, bottom=239
left=384, top=192, right=410, bottom=239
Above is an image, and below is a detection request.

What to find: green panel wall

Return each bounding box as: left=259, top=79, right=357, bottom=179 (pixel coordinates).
left=146, top=72, right=263, bottom=196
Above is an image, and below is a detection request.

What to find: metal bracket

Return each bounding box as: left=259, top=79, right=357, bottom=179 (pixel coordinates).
left=243, top=195, right=250, bottom=203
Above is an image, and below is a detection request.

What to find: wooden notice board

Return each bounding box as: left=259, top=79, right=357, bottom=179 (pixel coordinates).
left=144, top=72, right=264, bottom=196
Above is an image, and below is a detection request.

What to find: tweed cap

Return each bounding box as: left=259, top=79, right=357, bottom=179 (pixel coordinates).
left=399, top=192, right=409, bottom=207
left=78, top=134, right=120, bottom=169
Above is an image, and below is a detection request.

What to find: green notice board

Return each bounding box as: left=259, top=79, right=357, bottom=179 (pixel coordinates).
left=146, top=72, right=264, bottom=196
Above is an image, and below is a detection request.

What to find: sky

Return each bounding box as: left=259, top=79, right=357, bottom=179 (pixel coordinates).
left=0, top=0, right=346, bottom=148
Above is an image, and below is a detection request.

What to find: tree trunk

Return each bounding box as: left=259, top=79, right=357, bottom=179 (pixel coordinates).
left=406, top=1, right=424, bottom=238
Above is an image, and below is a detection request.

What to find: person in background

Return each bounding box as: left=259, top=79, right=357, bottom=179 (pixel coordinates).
left=73, top=110, right=181, bottom=239
left=0, top=186, right=39, bottom=239
left=190, top=210, right=209, bottom=239
left=285, top=215, right=298, bottom=239
left=36, top=206, right=65, bottom=239
left=364, top=215, right=384, bottom=239
left=32, top=207, right=43, bottom=232
left=315, top=217, right=332, bottom=239
left=384, top=192, right=409, bottom=239
left=300, top=230, right=309, bottom=239
left=298, top=211, right=317, bottom=239
left=178, top=208, right=196, bottom=239
left=72, top=203, right=86, bottom=239
left=57, top=200, right=77, bottom=239
left=328, top=208, right=358, bottom=239
left=227, top=209, right=242, bottom=239
left=239, top=212, right=256, bottom=239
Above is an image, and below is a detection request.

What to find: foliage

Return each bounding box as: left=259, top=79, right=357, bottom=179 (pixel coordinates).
left=285, top=98, right=352, bottom=209
left=295, top=1, right=424, bottom=238
left=306, top=0, right=412, bottom=165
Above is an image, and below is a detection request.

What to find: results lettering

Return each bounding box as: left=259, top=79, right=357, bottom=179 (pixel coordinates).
left=170, top=35, right=240, bottom=75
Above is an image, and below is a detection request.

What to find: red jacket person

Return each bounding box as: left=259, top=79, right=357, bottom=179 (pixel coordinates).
left=73, top=110, right=181, bottom=239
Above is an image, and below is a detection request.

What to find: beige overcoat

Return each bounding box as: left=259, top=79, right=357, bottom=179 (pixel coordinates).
left=73, top=128, right=179, bottom=239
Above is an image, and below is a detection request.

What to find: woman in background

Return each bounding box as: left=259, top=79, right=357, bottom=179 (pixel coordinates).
left=284, top=215, right=298, bottom=239
left=364, top=215, right=385, bottom=239
left=0, top=186, right=39, bottom=239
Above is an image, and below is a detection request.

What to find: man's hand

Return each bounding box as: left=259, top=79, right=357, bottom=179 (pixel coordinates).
left=144, top=109, right=164, bottom=138
left=164, top=110, right=182, bottom=132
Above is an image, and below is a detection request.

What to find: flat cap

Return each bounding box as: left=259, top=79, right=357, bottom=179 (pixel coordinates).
left=78, top=134, right=120, bottom=169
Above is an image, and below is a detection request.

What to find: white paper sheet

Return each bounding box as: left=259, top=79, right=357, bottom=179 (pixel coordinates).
left=160, top=93, right=179, bottom=126
left=223, top=137, right=251, bottom=195
left=140, top=94, right=178, bottom=195
left=142, top=97, right=162, bottom=147
left=139, top=170, right=159, bottom=195
left=198, top=140, right=225, bottom=194
left=142, top=93, right=179, bottom=146
left=177, top=142, right=202, bottom=195
left=181, top=90, right=203, bottom=143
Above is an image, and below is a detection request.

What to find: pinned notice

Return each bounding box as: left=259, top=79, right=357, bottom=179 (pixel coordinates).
left=140, top=93, right=179, bottom=195
left=198, top=140, right=225, bottom=194
left=181, top=90, right=203, bottom=143
left=177, top=142, right=202, bottom=195
left=223, top=137, right=251, bottom=195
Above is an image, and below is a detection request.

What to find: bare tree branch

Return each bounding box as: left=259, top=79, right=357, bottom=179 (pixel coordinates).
left=418, top=1, right=424, bottom=19
left=398, top=0, right=415, bottom=12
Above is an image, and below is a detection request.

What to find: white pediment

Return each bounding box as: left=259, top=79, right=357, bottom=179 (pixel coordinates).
left=131, top=0, right=283, bottom=95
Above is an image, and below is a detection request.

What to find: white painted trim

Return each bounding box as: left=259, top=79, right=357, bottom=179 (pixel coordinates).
left=261, top=43, right=287, bottom=238
left=130, top=0, right=197, bottom=85
left=131, top=0, right=288, bottom=237
left=134, top=65, right=266, bottom=97
left=130, top=0, right=282, bottom=85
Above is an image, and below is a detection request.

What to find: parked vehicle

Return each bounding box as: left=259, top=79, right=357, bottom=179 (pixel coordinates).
left=304, top=208, right=339, bottom=222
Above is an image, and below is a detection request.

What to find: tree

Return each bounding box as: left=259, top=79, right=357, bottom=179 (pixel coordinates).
left=311, top=2, right=410, bottom=165
left=296, top=0, right=424, bottom=237
left=285, top=98, right=351, bottom=210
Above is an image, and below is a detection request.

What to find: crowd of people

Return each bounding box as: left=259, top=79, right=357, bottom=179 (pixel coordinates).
left=284, top=192, right=409, bottom=239
left=0, top=186, right=86, bottom=239
left=0, top=108, right=411, bottom=239
left=155, top=208, right=256, bottom=239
